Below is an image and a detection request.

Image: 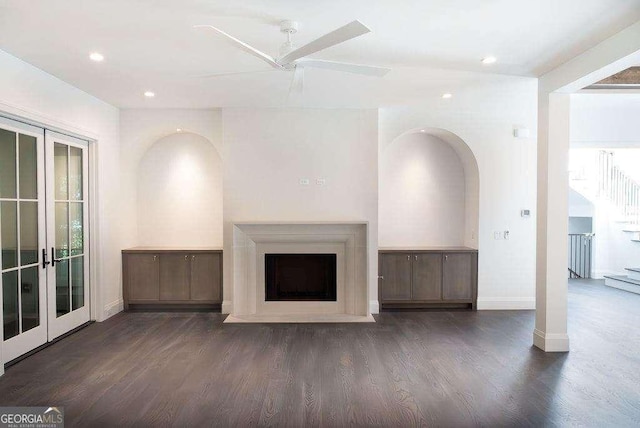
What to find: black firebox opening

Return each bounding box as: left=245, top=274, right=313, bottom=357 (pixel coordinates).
left=265, top=254, right=337, bottom=301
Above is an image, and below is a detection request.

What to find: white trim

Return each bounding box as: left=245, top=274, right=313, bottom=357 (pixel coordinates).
left=369, top=300, right=380, bottom=314
left=103, top=299, right=124, bottom=319
left=533, top=329, right=570, bottom=352
left=477, top=297, right=535, bottom=310
left=221, top=300, right=233, bottom=314
left=0, top=102, right=100, bottom=142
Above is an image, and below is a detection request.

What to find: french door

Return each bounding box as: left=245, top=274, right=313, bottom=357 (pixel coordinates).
left=45, top=131, right=90, bottom=340
left=0, top=117, right=48, bottom=362
left=0, top=118, right=90, bottom=364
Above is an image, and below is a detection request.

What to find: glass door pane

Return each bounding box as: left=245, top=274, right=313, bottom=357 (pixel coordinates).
left=0, top=118, right=47, bottom=364
left=46, top=131, right=90, bottom=340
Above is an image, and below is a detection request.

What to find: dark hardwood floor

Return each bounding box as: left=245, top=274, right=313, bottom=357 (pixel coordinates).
left=1, top=279, right=639, bottom=427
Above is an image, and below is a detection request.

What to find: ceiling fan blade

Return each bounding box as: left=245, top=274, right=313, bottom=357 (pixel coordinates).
left=278, top=20, right=370, bottom=65
left=297, top=59, right=391, bottom=77
left=289, top=66, right=304, bottom=95
left=193, top=24, right=282, bottom=69
left=198, top=69, right=278, bottom=78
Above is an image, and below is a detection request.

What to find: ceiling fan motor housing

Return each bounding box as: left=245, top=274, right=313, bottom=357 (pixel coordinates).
left=280, top=20, right=299, bottom=34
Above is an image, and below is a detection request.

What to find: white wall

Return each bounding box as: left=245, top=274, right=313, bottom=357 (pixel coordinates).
left=379, top=133, right=466, bottom=247
left=379, top=77, right=538, bottom=309
left=119, top=109, right=222, bottom=249
left=222, top=108, right=379, bottom=313
left=568, top=188, right=594, bottom=217
left=571, top=94, right=640, bottom=147
left=137, top=132, right=223, bottom=247
left=0, top=49, right=121, bottom=328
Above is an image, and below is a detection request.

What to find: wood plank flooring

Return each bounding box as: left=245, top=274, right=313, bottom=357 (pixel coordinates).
left=1, top=279, right=639, bottom=427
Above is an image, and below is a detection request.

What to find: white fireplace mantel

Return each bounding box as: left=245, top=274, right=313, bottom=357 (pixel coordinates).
left=224, top=222, right=373, bottom=323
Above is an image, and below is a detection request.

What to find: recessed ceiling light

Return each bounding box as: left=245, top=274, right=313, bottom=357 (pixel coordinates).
left=144, top=91, right=155, bottom=98
left=176, top=128, right=182, bottom=132
left=420, top=129, right=426, bottom=133
left=89, top=52, right=104, bottom=62
left=481, top=56, right=497, bottom=65
left=442, top=93, right=452, bottom=99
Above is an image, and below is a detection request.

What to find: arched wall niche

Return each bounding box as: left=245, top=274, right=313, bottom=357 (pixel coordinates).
left=136, top=131, right=223, bottom=247
left=379, top=127, right=480, bottom=249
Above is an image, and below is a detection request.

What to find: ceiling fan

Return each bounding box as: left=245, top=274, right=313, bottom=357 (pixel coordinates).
left=193, top=20, right=391, bottom=95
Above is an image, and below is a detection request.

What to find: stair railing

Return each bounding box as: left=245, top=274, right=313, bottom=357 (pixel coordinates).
left=568, top=233, right=594, bottom=279
left=598, top=151, right=640, bottom=225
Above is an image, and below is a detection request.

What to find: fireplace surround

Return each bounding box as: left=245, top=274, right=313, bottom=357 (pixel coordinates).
left=224, top=222, right=373, bottom=323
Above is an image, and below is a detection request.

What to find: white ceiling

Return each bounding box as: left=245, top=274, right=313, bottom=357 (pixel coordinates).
left=1, top=0, right=639, bottom=108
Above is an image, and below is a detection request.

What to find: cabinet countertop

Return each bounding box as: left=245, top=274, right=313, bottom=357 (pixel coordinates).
left=122, top=247, right=223, bottom=253
left=379, top=246, right=478, bottom=253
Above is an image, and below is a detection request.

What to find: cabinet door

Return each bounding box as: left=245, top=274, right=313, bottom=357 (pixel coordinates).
left=127, top=254, right=159, bottom=301
left=412, top=253, right=442, bottom=300
left=442, top=253, right=472, bottom=300
left=190, top=253, right=222, bottom=302
left=379, top=253, right=412, bottom=301
left=159, top=254, right=190, bottom=301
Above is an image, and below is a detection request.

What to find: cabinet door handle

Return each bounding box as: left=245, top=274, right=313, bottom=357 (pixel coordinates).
left=185, top=255, right=188, bottom=260
left=192, top=255, right=196, bottom=260
left=378, top=275, right=384, bottom=280
left=445, top=255, right=449, bottom=261
left=415, top=255, right=418, bottom=261
left=407, top=255, right=410, bottom=261
left=153, top=255, right=157, bottom=261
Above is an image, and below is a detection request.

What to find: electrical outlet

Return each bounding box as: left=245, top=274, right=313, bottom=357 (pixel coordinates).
left=316, top=178, right=326, bottom=186
left=299, top=178, right=310, bottom=185
left=494, top=232, right=501, bottom=240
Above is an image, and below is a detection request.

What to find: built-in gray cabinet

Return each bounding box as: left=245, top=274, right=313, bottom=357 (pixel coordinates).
left=379, top=248, right=478, bottom=310
left=123, top=248, right=222, bottom=310
left=379, top=253, right=412, bottom=301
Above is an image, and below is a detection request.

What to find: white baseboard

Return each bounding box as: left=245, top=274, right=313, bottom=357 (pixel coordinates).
left=476, top=297, right=535, bottom=310
left=533, top=329, right=570, bottom=352
left=593, top=269, right=622, bottom=279
left=102, top=299, right=124, bottom=320
left=369, top=300, right=380, bottom=314
left=221, top=300, right=233, bottom=314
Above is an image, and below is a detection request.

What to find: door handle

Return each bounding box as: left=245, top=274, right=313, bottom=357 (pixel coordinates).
left=51, top=247, right=62, bottom=267
left=42, top=248, right=50, bottom=269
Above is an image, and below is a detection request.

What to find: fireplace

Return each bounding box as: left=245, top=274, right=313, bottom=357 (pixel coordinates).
left=265, top=254, right=337, bottom=301
left=225, top=222, right=373, bottom=323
